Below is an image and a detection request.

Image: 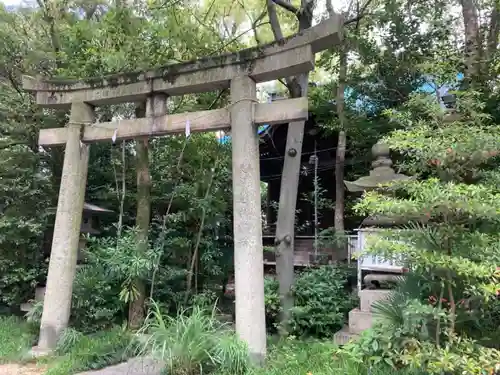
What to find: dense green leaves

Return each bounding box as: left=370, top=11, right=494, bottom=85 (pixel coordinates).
left=264, top=265, right=357, bottom=338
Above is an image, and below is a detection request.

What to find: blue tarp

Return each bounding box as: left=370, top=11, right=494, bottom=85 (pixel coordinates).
left=218, top=124, right=269, bottom=144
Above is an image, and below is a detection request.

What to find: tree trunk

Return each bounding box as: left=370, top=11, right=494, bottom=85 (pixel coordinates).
left=128, top=103, right=151, bottom=330
left=460, top=0, right=481, bottom=85
left=335, top=46, right=347, bottom=257
left=268, top=0, right=314, bottom=335
left=274, top=73, right=308, bottom=336
left=185, top=165, right=217, bottom=305
left=487, top=1, right=500, bottom=59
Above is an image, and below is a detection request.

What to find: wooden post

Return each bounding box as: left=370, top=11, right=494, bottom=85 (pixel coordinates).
left=230, top=75, right=266, bottom=364
left=37, top=102, right=94, bottom=352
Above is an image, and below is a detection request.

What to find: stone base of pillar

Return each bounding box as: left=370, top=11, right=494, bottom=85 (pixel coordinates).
left=29, top=346, right=53, bottom=358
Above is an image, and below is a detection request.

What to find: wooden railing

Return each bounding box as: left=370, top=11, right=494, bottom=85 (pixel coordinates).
left=262, top=234, right=359, bottom=266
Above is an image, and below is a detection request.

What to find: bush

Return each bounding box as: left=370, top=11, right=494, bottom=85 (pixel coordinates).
left=290, top=265, right=357, bottom=337
left=23, top=265, right=125, bottom=334
left=469, top=296, right=500, bottom=349
left=263, top=277, right=280, bottom=330
left=337, top=300, right=500, bottom=375
left=69, top=229, right=158, bottom=332
left=71, top=262, right=125, bottom=332
left=248, top=338, right=426, bottom=375
left=44, top=327, right=133, bottom=375
left=136, top=301, right=249, bottom=375
left=264, top=265, right=357, bottom=338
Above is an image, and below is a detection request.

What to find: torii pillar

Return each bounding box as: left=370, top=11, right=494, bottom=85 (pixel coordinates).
left=37, top=103, right=94, bottom=352
left=230, top=75, right=266, bottom=363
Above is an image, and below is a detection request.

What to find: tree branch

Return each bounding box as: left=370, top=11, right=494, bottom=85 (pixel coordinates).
left=343, top=0, right=375, bottom=25
left=271, top=0, right=299, bottom=14
left=208, top=89, right=227, bottom=110
left=207, top=21, right=269, bottom=56
left=326, top=0, right=335, bottom=17
left=267, top=0, right=284, bottom=40
left=236, top=0, right=266, bottom=45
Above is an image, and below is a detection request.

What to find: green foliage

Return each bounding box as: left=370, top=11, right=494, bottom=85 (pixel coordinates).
left=339, top=324, right=500, bottom=374
left=70, top=262, right=124, bottom=332
left=338, top=272, right=500, bottom=373
left=148, top=135, right=233, bottom=311
left=382, top=92, right=500, bottom=180
left=69, top=228, right=160, bottom=331
left=0, top=5, right=55, bottom=310
left=0, top=88, right=51, bottom=307
left=355, top=92, right=500, bottom=325
left=136, top=302, right=249, bottom=375
left=55, top=328, right=84, bottom=355
left=263, top=277, right=281, bottom=329
left=264, top=266, right=357, bottom=338
left=0, top=0, right=243, bottom=322
left=248, top=338, right=426, bottom=375
left=472, top=297, right=500, bottom=348
left=44, top=327, right=133, bottom=375
left=250, top=339, right=341, bottom=375
left=290, top=265, right=357, bottom=337
left=85, top=228, right=159, bottom=304
left=349, top=87, right=500, bottom=373
left=25, top=300, right=43, bottom=325
left=0, top=316, right=36, bottom=362
left=70, top=252, right=123, bottom=331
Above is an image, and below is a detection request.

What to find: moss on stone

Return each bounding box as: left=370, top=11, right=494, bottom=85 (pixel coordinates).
left=27, top=18, right=322, bottom=92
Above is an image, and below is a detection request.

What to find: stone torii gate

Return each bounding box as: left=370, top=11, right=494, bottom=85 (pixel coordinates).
left=22, top=15, right=343, bottom=360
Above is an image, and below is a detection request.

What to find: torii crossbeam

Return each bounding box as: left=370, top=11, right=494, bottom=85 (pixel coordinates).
left=22, top=13, right=343, bottom=361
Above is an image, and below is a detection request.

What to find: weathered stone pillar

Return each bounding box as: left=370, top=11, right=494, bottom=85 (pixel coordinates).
left=37, top=102, right=94, bottom=352
left=230, top=75, right=267, bottom=364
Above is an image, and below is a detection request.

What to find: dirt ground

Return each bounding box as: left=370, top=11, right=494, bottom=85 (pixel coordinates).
left=0, top=363, right=47, bottom=375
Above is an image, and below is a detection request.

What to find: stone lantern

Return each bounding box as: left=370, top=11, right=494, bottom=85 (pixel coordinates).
left=20, top=202, right=112, bottom=314
left=344, top=141, right=411, bottom=278
left=78, top=202, right=113, bottom=262
left=344, top=141, right=410, bottom=193
left=334, top=141, right=411, bottom=345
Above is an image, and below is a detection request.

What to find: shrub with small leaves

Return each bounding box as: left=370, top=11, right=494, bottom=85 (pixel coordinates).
left=264, top=265, right=357, bottom=338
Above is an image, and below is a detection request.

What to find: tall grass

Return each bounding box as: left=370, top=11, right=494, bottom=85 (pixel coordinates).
left=136, top=301, right=249, bottom=375
left=44, top=326, right=132, bottom=375
left=248, top=339, right=340, bottom=375
left=0, top=315, right=36, bottom=362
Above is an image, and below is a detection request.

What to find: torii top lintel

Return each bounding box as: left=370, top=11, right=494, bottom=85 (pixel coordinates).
left=21, top=15, right=343, bottom=108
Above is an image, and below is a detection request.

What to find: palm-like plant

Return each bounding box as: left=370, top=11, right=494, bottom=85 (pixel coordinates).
left=135, top=301, right=249, bottom=375
left=371, top=272, right=428, bottom=329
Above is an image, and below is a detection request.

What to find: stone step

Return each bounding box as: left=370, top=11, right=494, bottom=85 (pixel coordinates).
left=76, top=357, right=164, bottom=375
left=359, top=289, right=391, bottom=312
left=333, top=326, right=359, bottom=346
left=348, top=308, right=374, bottom=334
